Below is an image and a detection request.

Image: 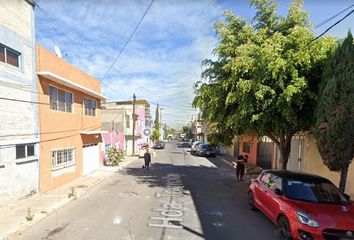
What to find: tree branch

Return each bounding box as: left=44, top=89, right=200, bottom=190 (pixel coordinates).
left=266, top=132, right=280, bottom=145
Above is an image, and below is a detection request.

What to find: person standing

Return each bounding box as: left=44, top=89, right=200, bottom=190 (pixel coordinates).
left=234, top=155, right=244, bottom=181
left=234, top=155, right=248, bottom=181
left=143, top=147, right=152, bottom=172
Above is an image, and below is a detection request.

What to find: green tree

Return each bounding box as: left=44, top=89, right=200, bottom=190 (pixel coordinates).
left=170, top=128, right=177, bottom=136
left=194, top=0, right=335, bottom=169
left=182, top=126, right=191, bottom=136
left=151, top=129, right=160, bottom=142
left=151, top=103, right=160, bottom=142
left=163, top=125, right=168, bottom=140
left=313, top=31, right=354, bottom=192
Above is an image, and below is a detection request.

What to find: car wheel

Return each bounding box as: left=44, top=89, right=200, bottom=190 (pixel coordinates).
left=278, top=216, right=292, bottom=240
left=248, top=192, right=257, bottom=211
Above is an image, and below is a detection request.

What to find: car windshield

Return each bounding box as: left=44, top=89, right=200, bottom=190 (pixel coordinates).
left=200, top=144, right=212, bottom=150
left=284, top=179, right=348, bottom=204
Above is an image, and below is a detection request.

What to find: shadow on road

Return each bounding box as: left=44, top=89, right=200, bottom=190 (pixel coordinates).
left=176, top=142, right=190, bottom=148
left=121, top=156, right=278, bottom=240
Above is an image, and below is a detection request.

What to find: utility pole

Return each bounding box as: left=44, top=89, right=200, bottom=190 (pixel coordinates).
left=160, top=107, right=164, bottom=140
left=132, top=93, right=136, bottom=156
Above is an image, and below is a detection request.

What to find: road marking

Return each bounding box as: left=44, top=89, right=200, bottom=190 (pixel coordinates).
left=148, top=173, right=186, bottom=229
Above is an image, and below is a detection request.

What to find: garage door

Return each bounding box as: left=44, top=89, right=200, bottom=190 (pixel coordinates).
left=82, top=144, right=99, bottom=176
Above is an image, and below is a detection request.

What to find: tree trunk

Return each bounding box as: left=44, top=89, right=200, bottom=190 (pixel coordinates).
left=280, top=140, right=291, bottom=170
left=267, top=131, right=294, bottom=170
left=339, top=163, right=349, bottom=193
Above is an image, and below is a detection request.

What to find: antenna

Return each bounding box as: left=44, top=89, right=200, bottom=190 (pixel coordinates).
left=54, top=45, right=63, bottom=58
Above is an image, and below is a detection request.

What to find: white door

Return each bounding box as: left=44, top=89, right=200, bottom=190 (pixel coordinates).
left=82, top=144, right=99, bottom=176
left=287, top=139, right=304, bottom=171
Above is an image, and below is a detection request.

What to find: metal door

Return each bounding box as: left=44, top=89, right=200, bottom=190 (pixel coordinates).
left=257, top=142, right=273, bottom=169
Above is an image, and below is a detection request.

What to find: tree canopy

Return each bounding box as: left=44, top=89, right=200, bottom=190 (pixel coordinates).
left=193, top=0, right=335, bottom=169
left=313, top=31, right=354, bottom=192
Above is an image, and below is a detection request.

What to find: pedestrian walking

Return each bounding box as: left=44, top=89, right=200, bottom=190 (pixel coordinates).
left=234, top=155, right=247, bottom=181
left=143, top=147, right=151, bottom=172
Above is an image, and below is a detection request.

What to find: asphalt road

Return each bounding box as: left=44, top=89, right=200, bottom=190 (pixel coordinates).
left=17, top=141, right=278, bottom=240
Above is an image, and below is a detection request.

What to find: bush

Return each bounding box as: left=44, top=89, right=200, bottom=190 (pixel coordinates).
left=106, top=147, right=126, bottom=166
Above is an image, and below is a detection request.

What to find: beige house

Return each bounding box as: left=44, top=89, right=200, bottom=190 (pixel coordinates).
left=300, top=133, right=354, bottom=197
left=222, top=132, right=354, bottom=197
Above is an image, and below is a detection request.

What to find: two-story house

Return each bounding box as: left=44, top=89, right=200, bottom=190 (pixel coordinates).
left=36, top=45, right=106, bottom=192
left=0, top=0, right=38, bottom=204
left=101, top=100, right=150, bottom=156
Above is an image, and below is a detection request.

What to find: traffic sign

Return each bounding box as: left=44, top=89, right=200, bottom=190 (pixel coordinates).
left=143, top=128, right=151, bottom=136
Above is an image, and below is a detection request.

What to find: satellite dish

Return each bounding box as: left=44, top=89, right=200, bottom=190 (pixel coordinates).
left=54, top=45, right=63, bottom=58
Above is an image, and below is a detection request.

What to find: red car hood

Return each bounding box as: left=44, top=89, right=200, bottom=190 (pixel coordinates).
left=289, top=200, right=354, bottom=230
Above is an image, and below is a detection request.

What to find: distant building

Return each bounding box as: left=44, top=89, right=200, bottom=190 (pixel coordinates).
left=0, top=0, right=38, bottom=204
left=36, top=45, right=106, bottom=192
left=101, top=100, right=151, bottom=156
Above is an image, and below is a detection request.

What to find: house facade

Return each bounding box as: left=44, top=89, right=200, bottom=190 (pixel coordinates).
left=101, top=100, right=150, bottom=156
left=36, top=45, right=106, bottom=192
left=224, top=133, right=354, bottom=196
left=0, top=0, right=39, bottom=204
left=224, top=135, right=277, bottom=169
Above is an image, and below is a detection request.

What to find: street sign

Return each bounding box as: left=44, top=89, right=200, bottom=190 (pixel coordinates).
left=143, top=128, right=151, bottom=136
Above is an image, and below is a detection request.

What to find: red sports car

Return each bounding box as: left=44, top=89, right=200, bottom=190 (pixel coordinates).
left=248, top=170, right=354, bottom=240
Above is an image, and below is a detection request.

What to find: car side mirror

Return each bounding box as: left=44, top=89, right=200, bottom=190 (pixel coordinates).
left=274, top=188, right=283, bottom=196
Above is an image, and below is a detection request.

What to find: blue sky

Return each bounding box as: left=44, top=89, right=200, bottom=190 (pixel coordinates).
left=35, top=0, right=354, bottom=129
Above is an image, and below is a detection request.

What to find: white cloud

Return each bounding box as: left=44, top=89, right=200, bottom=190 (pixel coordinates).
left=35, top=0, right=224, bottom=129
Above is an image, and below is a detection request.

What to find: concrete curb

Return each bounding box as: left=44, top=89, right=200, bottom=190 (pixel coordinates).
left=0, top=175, right=106, bottom=240
left=0, top=177, right=105, bottom=240
left=219, top=157, right=234, bottom=167
left=0, top=156, right=139, bottom=240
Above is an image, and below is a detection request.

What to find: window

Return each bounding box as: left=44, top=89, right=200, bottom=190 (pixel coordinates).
left=16, top=144, right=35, bottom=159
left=125, top=115, right=130, bottom=128
left=84, top=98, right=96, bottom=116
left=49, top=86, right=73, bottom=112
left=0, top=44, right=21, bottom=68
left=261, top=173, right=282, bottom=191
left=51, top=148, right=75, bottom=170
left=243, top=142, right=251, bottom=153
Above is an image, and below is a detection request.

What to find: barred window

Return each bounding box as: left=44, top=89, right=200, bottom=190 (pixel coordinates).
left=51, top=148, right=75, bottom=170
left=84, top=98, right=96, bottom=116
left=243, top=142, right=251, bottom=153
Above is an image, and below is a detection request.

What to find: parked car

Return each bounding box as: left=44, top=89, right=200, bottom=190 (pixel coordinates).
left=248, top=170, right=354, bottom=240
left=153, top=141, right=165, bottom=149
left=195, top=144, right=216, bottom=157
left=190, top=141, right=200, bottom=155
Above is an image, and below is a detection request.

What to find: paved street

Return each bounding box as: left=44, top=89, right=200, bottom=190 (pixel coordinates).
left=17, top=141, right=277, bottom=240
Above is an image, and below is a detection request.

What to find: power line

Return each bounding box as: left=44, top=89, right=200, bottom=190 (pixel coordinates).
left=0, top=125, right=101, bottom=149
left=313, top=9, right=354, bottom=42
left=316, top=4, right=354, bottom=29
left=0, top=124, right=101, bottom=138
left=35, top=1, right=156, bottom=100
left=35, top=3, right=129, bottom=99
left=0, top=97, right=50, bottom=105
left=100, top=0, right=155, bottom=81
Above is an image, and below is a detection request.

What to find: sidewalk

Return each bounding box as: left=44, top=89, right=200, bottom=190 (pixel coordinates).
left=217, top=154, right=260, bottom=183
left=0, top=156, right=138, bottom=240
